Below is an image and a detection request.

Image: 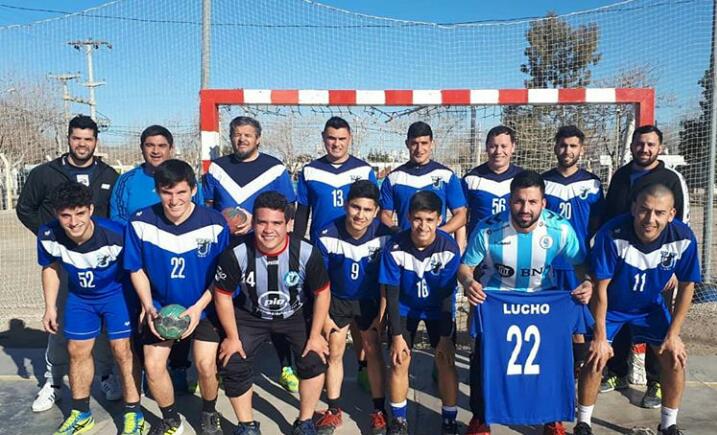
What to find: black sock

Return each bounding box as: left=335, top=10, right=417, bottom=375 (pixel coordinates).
left=101, top=375, right=110, bottom=381
left=124, top=402, right=140, bottom=413
left=202, top=397, right=217, bottom=413
left=327, top=398, right=340, bottom=412
left=358, top=360, right=367, bottom=370
left=72, top=397, right=90, bottom=413
left=160, top=404, right=179, bottom=421
left=372, top=397, right=385, bottom=412
left=51, top=384, right=61, bottom=389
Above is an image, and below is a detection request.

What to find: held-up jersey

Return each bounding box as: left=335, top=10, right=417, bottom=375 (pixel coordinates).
left=462, top=163, right=523, bottom=237
left=316, top=218, right=392, bottom=301
left=543, top=168, right=604, bottom=270
left=297, top=155, right=377, bottom=241
left=213, top=234, right=330, bottom=320
left=202, top=153, right=296, bottom=212
left=37, top=217, right=128, bottom=299
left=124, top=204, right=229, bottom=316
left=379, top=229, right=460, bottom=319
left=474, top=290, right=593, bottom=425
left=462, top=209, right=582, bottom=291
left=591, top=214, right=701, bottom=314
left=379, top=160, right=466, bottom=230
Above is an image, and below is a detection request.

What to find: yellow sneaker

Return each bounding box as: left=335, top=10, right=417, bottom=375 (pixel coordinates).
left=279, top=366, right=299, bottom=393
left=54, top=410, right=95, bottom=435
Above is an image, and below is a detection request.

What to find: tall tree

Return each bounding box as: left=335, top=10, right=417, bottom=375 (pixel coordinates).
left=679, top=65, right=713, bottom=189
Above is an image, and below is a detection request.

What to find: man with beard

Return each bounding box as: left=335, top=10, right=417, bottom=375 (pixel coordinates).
left=600, top=125, right=690, bottom=409
left=17, top=115, right=121, bottom=412
left=202, top=116, right=300, bottom=392
left=458, top=170, right=592, bottom=435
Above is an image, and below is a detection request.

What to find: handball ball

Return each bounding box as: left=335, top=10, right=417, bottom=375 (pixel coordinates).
left=222, top=207, right=248, bottom=228
left=153, top=304, right=190, bottom=340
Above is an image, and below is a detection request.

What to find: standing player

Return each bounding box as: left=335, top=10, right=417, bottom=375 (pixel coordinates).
left=600, top=125, right=690, bottom=408
left=125, top=160, right=229, bottom=435
left=213, top=191, right=330, bottom=435
left=458, top=170, right=592, bottom=435
left=380, top=191, right=461, bottom=435
left=574, top=184, right=700, bottom=435
left=379, top=121, right=466, bottom=233
left=202, top=116, right=299, bottom=392
left=16, top=115, right=120, bottom=412
left=39, top=182, right=142, bottom=435
left=314, top=180, right=393, bottom=435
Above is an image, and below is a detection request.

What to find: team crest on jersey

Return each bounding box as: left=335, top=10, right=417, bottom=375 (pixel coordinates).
left=196, top=238, right=212, bottom=257
left=431, top=176, right=444, bottom=189
left=660, top=251, right=677, bottom=270
left=215, top=265, right=227, bottom=282
left=368, top=246, right=382, bottom=262
left=429, top=258, right=444, bottom=275
left=495, top=263, right=515, bottom=278
left=350, top=175, right=363, bottom=182
left=539, top=235, right=554, bottom=249
left=284, top=271, right=301, bottom=287
left=96, top=253, right=112, bottom=267
left=578, top=187, right=591, bottom=200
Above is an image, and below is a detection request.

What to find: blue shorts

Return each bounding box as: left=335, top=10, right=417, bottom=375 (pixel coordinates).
left=598, top=304, right=672, bottom=346
left=63, top=291, right=137, bottom=341
left=553, top=268, right=579, bottom=292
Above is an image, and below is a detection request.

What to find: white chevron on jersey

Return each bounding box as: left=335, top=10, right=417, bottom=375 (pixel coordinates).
left=40, top=240, right=123, bottom=269
left=131, top=221, right=225, bottom=254
left=318, top=234, right=390, bottom=262
left=303, top=165, right=373, bottom=188
left=387, top=168, right=454, bottom=188
left=389, top=249, right=456, bottom=278
left=463, top=175, right=512, bottom=196
left=614, top=238, right=692, bottom=270
left=208, top=162, right=286, bottom=204
left=544, top=178, right=602, bottom=201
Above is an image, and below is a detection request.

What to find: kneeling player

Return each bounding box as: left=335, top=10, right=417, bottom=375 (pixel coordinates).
left=314, top=180, right=393, bottom=434
left=39, top=182, right=142, bottom=435
left=125, top=160, right=230, bottom=435
left=214, top=191, right=330, bottom=435
left=379, top=191, right=461, bottom=435
left=575, top=184, right=701, bottom=435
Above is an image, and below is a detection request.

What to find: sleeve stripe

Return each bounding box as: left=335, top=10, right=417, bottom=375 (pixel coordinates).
left=313, top=282, right=330, bottom=295
left=214, top=287, right=234, bottom=296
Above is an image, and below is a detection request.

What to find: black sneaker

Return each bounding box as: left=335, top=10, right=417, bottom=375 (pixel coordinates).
left=640, top=382, right=662, bottom=409
left=234, top=421, right=262, bottom=435
left=573, top=422, right=593, bottom=435
left=200, top=411, right=222, bottom=435
left=292, top=419, right=317, bottom=435
left=659, top=424, right=684, bottom=435
left=387, top=417, right=408, bottom=435
left=441, top=419, right=459, bottom=434
left=148, top=416, right=183, bottom=435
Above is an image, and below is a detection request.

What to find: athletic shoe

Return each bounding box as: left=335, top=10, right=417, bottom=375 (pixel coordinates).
left=32, top=381, right=60, bottom=412
left=279, top=366, right=299, bottom=393
left=640, top=382, right=662, bottom=409
left=316, top=408, right=342, bottom=434
left=292, top=419, right=317, bottom=435
left=465, top=417, right=490, bottom=435
left=357, top=368, right=370, bottom=392
left=148, top=417, right=184, bottom=435
left=121, top=411, right=145, bottom=435
left=200, top=411, right=222, bottom=435
left=543, top=421, right=566, bottom=435
left=100, top=374, right=122, bottom=401
left=599, top=373, right=628, bottom=393
left=441, top=419, right=459, bottom=435
left=54, top=410, right=95, bottom=435
left=170, top=367, right=190, bottom=394
left=387, top=417, right=408, bottom=435
left=573, top=422, right=593, bottom=435
left=658, top=424, right=684, bottom=435
left=234, top=421, right=262, bottom=435
left=369, top=410, right=387, bottom=435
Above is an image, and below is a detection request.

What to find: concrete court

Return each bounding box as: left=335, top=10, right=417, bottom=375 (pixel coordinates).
left=0, top=342, right=715, bottom=435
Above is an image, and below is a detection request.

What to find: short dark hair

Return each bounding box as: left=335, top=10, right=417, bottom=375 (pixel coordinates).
left=323, top=116, right=351, bottom=133
left=68, top=115, right=98, bottom=138
left=154, top=159, right=197, bottom=190
left=510, top=170, right=545, bottom=196
left=409, top=190, right=442, bottom=216
left=632, top=124, right=663, bottom=144
left=141, top=125, right=174, bottom=147
left=634, top=182, right=675, bottom=204
left=253, top=191, right=292, bottom=221
left=347, top=180, right=379, bottom=205
left=229, top=116, right=262, bottom=138
left=51, top=181, right=93, bottom=212
left=407, top=121, right=433, bottom=141
left=486, top=125, right=516, bottom=146
left=554, top=125, right=585, bottom=144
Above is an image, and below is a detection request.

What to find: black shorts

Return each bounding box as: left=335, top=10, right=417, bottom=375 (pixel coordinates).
left=399, top=316, right=456, bottom=349
left=140, top=317, right=221, bottom=346
left=329, top=297, right=379, bottom=331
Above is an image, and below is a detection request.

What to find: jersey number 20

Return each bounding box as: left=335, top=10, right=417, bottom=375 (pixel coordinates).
left=506, top=324, right=541, bottom=375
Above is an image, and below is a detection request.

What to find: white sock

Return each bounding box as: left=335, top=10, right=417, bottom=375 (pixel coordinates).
left=661, top=406, right=678, bottom=429
left=577, top=404, right=594, bottom=426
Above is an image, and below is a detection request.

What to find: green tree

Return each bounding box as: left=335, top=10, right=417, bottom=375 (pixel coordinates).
left=679, top=65, right=713, bottom=190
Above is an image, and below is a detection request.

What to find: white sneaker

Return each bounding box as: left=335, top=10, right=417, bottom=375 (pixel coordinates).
left=32, top=381, right=60, bottom=412
left=100, top=374, right=122, bottom=401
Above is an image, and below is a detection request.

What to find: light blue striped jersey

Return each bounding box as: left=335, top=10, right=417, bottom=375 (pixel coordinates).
left=462, top=209, right=582, bottom=291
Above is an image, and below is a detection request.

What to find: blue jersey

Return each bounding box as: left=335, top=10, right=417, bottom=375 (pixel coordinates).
left=474, top=290, right=593, bottom=425
left=37, top=217, right=128, bottom=299
left=202, top=153, right=296, bottom=212
left=297, top=155, right=376, bottom=240
left=543, top=168, right=604, bottom=270
left=379, top=160, right=466, bottom=230
left=110, top=164, right=204, bottom=225
left=124, top=204, right=230, bottom=315
left=462, top=209, right=582, bottom=291
left=591, top=214, right=701, bottom=314
left=316, top=218, right=392, bottom=300
left=462, top=163, right=523, bottom=236
left=379, top=230, right=460, bottom=319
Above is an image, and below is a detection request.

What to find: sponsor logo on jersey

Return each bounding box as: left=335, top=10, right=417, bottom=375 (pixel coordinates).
left=284, top=271, right=301, bottom=287
left=368, top=246, right=382, bottom=262
left=215, top=265, right=227, bottom=281
left=539, top=235, right=554, bottom=249
left=196, top=238, right=212, bottom=257
left=660, top=251, right=677, bottom=270
left=258, top=290, right=290, bottom=313
left=520, top=266, right=546, bottom=277
left=496, top=263, right=515, bottom=278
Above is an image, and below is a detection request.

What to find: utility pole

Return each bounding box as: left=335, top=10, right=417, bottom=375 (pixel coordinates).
left=48, top=73, right=84, bottom=125
left=201, top=0, right=211, bottom=89
left=67, top=39, right=111, bottom=123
